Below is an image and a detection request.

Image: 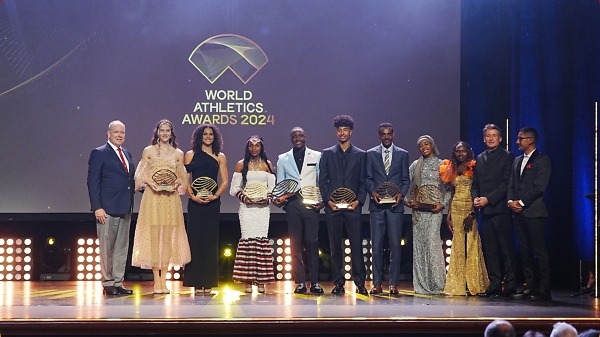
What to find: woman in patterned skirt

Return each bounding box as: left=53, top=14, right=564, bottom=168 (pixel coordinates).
left=229, top=135, right=276, bottom=293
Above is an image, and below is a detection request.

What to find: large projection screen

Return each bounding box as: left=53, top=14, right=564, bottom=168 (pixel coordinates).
left=0, top=0, right=460, bottom=215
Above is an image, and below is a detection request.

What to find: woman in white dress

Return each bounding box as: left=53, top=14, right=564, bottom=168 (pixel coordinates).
left=229, top=135, right=276, bottom=293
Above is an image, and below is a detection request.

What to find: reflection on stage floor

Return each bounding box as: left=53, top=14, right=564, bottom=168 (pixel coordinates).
left=0, top=280, right=598, bottom=336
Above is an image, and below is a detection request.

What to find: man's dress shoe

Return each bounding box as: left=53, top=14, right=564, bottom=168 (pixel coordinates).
left=529, top=290, right=552, bottom=301
left=510, top=289, right=531, bottom=300
left=495, top=289, right=516, bottom=298
left=356, top=285, right=369, bottom=295
left=476, top=289, right=500, bottom=298
left=115, top=285, right=133, bottom=295
left=310, top=283, right=324, bottom=294
left=331, top=284, right=345, bottom=295
left=370, top=285, right=383, bottom=294
left=103, top=286, right=118, bottom=295
left=294, top=283, right=307, bottom=294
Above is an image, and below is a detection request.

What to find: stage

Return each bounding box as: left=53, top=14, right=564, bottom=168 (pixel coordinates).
left=0, top=281, right=598, bottom=336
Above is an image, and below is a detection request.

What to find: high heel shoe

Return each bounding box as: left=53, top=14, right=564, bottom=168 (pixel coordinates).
left=204, top=288, right=212, bottom=294
left=153, top=284, right=163, bottom=294
left=257, top=284, right=266, bottom=293
left=244, top=284, right=253, bottom=293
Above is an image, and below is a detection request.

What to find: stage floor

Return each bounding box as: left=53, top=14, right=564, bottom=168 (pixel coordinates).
left=0, top=280, right=598, bottom=336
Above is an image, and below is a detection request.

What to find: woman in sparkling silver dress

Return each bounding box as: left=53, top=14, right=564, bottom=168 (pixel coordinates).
left=405, top=135, right=450, bottom=295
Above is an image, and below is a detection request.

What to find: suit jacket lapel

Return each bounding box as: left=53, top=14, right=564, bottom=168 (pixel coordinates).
left=516, top=155, right=524, bottom=181
left=344, top=146, right=358, bottom=180
left=389, top=146, right=401, bottom=176
left=520, top=151, right=538, bottom=180
left=286, top=150, right=300, bottom=178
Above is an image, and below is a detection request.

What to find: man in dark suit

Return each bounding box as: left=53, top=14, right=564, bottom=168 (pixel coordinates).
left=507, top=126, right=552, bottom=301
left=319, top=115, right=368, bottom=295
left=275, top=127, right=324, bottom=294
left=365, top=122, right=409, bottom=295
left=472, top=124, right=517, bottom=298
left=87, top=120, right=135, bottom=295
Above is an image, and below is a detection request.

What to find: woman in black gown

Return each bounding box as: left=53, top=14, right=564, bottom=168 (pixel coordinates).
left=183, top=124, right=228, bottom=294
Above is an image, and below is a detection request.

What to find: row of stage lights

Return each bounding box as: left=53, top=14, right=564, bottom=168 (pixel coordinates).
left=0, top=238, right=32, bottom=281
left=0, top=237, right=454, bottom=281
left=76, top=238, right=182, bottom=281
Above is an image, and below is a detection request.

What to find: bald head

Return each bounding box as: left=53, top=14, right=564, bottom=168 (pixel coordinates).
left=484, top=320, right=516, bottom=337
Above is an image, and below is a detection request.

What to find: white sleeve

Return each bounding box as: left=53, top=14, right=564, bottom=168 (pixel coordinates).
left=230, top=172, right=243, bottom=196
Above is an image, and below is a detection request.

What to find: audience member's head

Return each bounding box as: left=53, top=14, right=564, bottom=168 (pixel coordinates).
left=550, top=322, right=578, bottom=337
left=579, top=329, right=600, bottom=337
left=523, top=330, right=547, bottom=337
left=484, top=320, right=516, bottom=337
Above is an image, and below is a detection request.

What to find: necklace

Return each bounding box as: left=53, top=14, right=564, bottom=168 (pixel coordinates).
left=249, top=158, right=262, bottom=171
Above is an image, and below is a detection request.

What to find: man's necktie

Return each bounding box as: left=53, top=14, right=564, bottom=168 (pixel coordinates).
left=384, top=149, right=390, bottom=175
left=117, top=147, right=128, bottom=173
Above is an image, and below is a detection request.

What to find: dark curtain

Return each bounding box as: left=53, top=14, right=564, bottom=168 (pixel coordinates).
left=461, top=0, right=600, bottom=288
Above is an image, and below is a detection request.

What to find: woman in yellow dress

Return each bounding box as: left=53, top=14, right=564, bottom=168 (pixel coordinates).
left=440, top=141, right=489, bottom=296
left=132, top=120, right=191, bottom=294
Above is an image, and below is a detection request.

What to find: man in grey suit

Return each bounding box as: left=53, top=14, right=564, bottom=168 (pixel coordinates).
left=275, top=127, right=324, bottom=294
left=365, top=122, right=409, bottom=295
left=319, top=115, right=368, bottom=295
left=472, top=124, right=517, bottom=298
left=507, top=126, right=552, bottom=301
left=87, top=120, right=135, bottom=295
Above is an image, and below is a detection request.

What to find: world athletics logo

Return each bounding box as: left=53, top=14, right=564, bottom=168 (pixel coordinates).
left=189, top=34, right=268, bottom=84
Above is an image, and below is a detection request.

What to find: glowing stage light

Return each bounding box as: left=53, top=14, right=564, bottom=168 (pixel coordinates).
left=223, top=247, right=233, bottom=258
left=0, top=237, right=33, bottom=281
left=40, top=237, right=71, bottom=281
left=75, top=237, right=100, bottom=281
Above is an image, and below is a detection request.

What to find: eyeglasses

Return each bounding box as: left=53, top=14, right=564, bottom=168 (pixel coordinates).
left=516, top=137, right=532, bottom=141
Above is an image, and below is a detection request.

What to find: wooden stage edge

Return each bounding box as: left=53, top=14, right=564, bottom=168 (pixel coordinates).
left=2, top=318, right=600, bottom=336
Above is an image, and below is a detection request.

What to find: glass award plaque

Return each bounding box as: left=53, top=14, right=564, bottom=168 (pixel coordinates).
left=330, top=188, right=356, bottom=210
left=375, top=181, right=401, bottom=204
left=299, top=186, right=323, bottom=206
left=191, top=176, right=217, bottom=197
left=271, top=179, right=299, bottom=199
left=408, top=184, right=443, bottom=209
left=242, top=182, right=268, bottom=202
left=152, top=169, right=177, bottom=192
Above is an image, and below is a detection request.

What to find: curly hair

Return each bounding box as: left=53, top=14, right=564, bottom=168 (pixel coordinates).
left=191, top=124, right=223, bottom=155
left=151, top=119, right=178, bottom=148
left=333, top=115, right=355, bottom=130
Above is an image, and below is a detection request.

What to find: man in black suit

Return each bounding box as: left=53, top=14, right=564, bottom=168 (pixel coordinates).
left=472, top=124, right=517, bottom=298
left=365, top=123, right=410, bottom=295
left=87, top=120, right=135, bottom=295
left=507, top=126, right=552, bottom=301
left=319, top=115, right=368, bottom=295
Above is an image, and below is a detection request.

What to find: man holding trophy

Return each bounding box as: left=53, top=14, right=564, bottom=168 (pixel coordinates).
left=319, top=115, right=368, bottom=295
left=274, top=127, right=324, bottom=294
left=365, top=122, right=410, bottom=295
